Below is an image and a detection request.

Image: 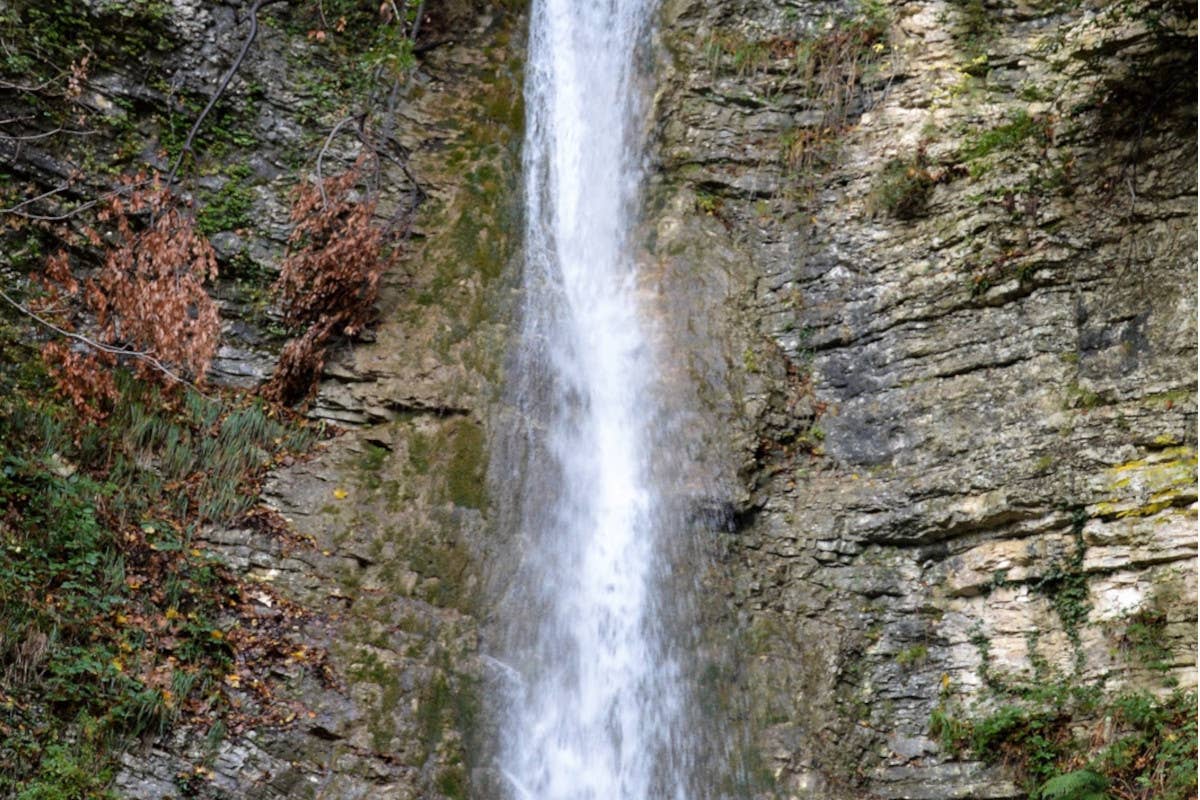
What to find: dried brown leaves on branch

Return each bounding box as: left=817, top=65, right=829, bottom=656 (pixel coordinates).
left=33, top=175, right=220, bottom=415
left=262, top=160, right=396, bottom=406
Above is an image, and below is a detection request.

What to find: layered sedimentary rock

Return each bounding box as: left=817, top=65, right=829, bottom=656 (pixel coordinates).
left=646, top=0, right=1196, bottom=796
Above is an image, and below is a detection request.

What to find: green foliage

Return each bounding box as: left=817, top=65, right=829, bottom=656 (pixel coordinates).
left=436, top=766, right=468, bottom=800
left=102, top=378, right=314, bottom=525
left=929, top=705, right=971, bottom=751
left=959, top=110, right=1044, bottom=165
left=15, top=735, right=116, bottom=800
left=895, top=644, right=929, bottom=667
left=1065, top=382, right=1106, bottom=410
left=408, top=430, right=432, bottom=475
left=933, top=681, right=1196, bottom=799
left=197, top=165, right=257, bottom=235
left=0, top=0, right=174, bottom=77
left=704, top=31, right=770, bottom=77
left=933, top=503, right=1194, bottom=799
left=158, top=94, right=261, bottom=175
left=1031, top=512, right=1090, bottom=664
left=445, top=420, right=487, bottom=511
left=1119, top=608, right=1171, bottom=670
left=704, top=0, right=891, bottom=202
left=1039, top=770, right=1107, bottom=800
left=0, top=355, right=317, bottom=795
left=695, top=190, right=723, bottom=215
left=283, top=0, right=424, bottom=126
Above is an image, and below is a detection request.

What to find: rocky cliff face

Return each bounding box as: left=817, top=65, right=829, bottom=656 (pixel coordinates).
left=646, top=0, right=1196, bottom=797
left=1, top=0, right=1193, bottom=798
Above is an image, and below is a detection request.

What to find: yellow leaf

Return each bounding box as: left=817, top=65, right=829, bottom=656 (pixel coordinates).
left=165, top=608, right=182, bottom=620
left=333, top=488, right=349, bottom=500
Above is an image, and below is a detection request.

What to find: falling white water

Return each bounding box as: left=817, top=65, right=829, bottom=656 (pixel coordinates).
left=491, top=0, right=692, bottom=797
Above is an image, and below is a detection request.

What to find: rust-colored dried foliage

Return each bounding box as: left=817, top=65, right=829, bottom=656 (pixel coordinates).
left=263, top=162, right=395, bottom=405
left=35, top=176, right=220, bottom=415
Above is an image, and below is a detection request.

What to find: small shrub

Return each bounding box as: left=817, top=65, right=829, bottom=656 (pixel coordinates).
left=933, top=686, right=1197, bottom=800
left=0, top=365, right=322, bottom=795
left=1119, top=608, right=1171, bottom=670
left=870, top=155, right=934, bottom=219
left=263, top=159, right=397, bottom=405
left=959, top=110, right=1044, bottom=162
left=1038, top=770, right=1107, bottom=800
left=33, top=176, right=220, bottom=415
left=895, top=644, right=929, bottom=667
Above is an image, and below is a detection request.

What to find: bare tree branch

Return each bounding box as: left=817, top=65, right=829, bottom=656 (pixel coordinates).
left=315, top=115, right=359, bottom=207
left=166, top=0, right=285, bottom=186
left=0, top=287, right=209, bottom=395
left=0, top=182, right=73, bottom=214
left=0, top=126, right=96, bottom=143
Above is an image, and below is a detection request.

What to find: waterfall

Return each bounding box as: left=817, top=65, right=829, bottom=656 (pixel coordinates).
left=488, top=0, right=702, bottom=797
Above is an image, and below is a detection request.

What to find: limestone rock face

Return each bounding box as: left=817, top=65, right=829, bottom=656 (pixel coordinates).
left=644, top=0, right=1196, bottom=796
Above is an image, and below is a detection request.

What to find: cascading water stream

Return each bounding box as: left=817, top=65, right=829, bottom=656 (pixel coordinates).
left=489, top=0, right=698, bottom=797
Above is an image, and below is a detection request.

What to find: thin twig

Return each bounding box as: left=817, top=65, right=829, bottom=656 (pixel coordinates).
left=165, top=0, right=285, bottom=186
left=315, top=115, right=358, bottom=207
left=0, top=127, right=95, bottom=142
left=0, top=177, right=154, bottom=222
left=409, top=0, right=426, bottom=43
left=378, top=71, right=403, bottom=161
left=0, top=75, right=58, bottom=93
left=0, top=182, right=73, bottom=214
left=0, top=288, right=209, bottom=395
left=3, top=201, right=101, bottom=222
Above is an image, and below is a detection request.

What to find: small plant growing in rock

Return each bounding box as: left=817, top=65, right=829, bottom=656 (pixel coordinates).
left=1038, top=770, right=1107, bottom=800
left=869, top=153, right=935, bottom=219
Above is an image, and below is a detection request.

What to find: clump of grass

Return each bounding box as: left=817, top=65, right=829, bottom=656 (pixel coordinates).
left=0, top=354, right=323, bottom=797
left=960, top=110, right=1043, bottom=162
left=933, top=687, right=1197, bottom=800
left=869, top=154, right=935, bottom=219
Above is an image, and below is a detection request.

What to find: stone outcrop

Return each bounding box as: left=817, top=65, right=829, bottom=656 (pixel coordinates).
left=646, top=0, right=1196, bottom=796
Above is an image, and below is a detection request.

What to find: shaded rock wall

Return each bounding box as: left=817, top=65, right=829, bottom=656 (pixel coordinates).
left=81, top=1, right=529, bottom=797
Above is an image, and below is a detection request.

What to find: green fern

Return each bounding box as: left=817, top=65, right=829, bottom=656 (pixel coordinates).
left=1039, top=770, right=1108, bottom=800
